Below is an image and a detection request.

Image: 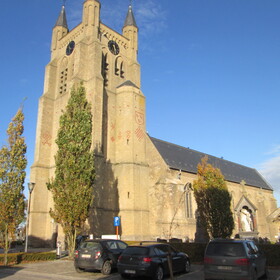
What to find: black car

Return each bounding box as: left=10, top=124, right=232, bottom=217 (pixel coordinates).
left=204, top=239, right=267, bottom=280
left=74, top=239, right=128, bottom=275
left=117, top=243, right=191, bottom=280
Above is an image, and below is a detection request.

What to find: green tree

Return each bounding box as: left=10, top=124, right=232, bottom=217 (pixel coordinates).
left=47, top=84, right=95, bottom=258
left=193, top=156, right=234, bottom=239
left=0, top=109, right=27, bottom=265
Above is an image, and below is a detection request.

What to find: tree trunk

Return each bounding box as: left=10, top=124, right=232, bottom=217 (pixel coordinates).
left=66, top=229, right=77, bottom=259
left=4, top=224, right=9, bottom=266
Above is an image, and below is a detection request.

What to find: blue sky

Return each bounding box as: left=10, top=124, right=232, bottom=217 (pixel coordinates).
left=0, top=0, right=280, bottom=204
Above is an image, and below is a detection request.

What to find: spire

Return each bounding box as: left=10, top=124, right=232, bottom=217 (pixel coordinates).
left=123, top=4, right=137, bottom=28
left=54, top=5, right=68, bottom=29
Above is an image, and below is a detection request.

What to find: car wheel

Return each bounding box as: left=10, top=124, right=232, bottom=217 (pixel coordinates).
left=154, top=266, right=164, bottom=280
left=101, top=260, right=112, bottom=275
left=184, top=259, right=191, bottom=273
left=75, top=266, right=84, bottom=273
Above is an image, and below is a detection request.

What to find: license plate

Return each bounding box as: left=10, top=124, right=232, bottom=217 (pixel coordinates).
left=81, top=254, right=91, bottom=258
left=217, top=266, right=232, bottom=270
left=124, top=270, right=136, bottom=274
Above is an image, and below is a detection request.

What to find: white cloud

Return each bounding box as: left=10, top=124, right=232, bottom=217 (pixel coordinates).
left=258, top=153, right=280, bottom=207
left=20, top=78, right=28, bottom=86
left=259, top=155, right=280, bottom=189
left=65, top=0, right=167, bottom=40
left=265, top=144, right=280, bottom=156
left=258, top=146, right=280, bottom=206
left=136, top=0, right=167, bottom=37
left=67, top=0, right=83, bottom=29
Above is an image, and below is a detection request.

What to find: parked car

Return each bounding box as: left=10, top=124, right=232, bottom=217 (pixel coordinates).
left=204, top=239, right=267, bottom=280
left=117, top=242, right=191, bottom=280
left=74, top=239, right=128, bottom=275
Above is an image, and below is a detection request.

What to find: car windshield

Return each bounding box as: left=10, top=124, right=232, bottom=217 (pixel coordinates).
left=80, top=242, right=101, bottom=250
left=206, top=243, right=244, bottom=257
left=123, top=247, right=149, bottom=255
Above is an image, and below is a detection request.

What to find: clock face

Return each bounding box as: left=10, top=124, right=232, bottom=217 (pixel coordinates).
left=66, top=41, right=75, bottom=56
left=108, top=40, right=120, bottom=55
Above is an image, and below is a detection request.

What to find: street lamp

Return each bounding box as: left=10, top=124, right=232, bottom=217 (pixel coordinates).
left=25, top=182, right=35, bottom=252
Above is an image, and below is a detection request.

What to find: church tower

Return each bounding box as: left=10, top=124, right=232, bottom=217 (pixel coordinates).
left=29, top=1, right=150, bottom=246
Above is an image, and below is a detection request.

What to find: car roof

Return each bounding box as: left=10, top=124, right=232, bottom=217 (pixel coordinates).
left=128, top=242, right=169, bottom=248
left=209, top=239, right=251, bottom=244
left=83, top=239, right=126, bottom=243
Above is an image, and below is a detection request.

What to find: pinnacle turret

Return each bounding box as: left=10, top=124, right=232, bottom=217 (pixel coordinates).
left=123, top=5, right=137, bottom=28
left=54, top=5, right=68, bottom=30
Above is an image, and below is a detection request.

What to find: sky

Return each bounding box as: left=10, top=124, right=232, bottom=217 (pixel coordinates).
left=0, top=0, right=280, bottom=205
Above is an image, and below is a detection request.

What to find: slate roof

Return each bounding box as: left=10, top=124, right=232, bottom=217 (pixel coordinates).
left=117, top=80, right=139, bottom=89
left=150, top=137, right=272, bottom=191
left=54, top=5, right=68, bottom=29
left=123, top=5, right=138, bottom=28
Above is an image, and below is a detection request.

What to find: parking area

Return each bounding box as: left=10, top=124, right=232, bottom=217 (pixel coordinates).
left=0, top=259, right=280, bottom=280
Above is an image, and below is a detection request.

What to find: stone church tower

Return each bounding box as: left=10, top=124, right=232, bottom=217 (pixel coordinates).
left=29, top=0, right=150, bottom=246
left=30, top=0, right=280, bottom=247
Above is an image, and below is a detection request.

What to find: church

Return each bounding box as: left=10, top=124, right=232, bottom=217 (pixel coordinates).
left=29, top=0, right=279, bottom=247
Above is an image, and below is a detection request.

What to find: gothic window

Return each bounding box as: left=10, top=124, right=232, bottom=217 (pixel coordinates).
left=185, top=191, right=193, bottom=218
left=115, top=57, right=124, bottom=78
left=101, top=52, right=109, bottom=87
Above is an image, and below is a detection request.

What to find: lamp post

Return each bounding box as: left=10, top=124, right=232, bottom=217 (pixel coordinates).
left=25, top=182, right=35, bottom=253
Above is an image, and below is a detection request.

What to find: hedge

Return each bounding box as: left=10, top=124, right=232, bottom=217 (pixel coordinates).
left=259, top=244, right=280, bottom=267
left=0, top=251, right=56, bottom=265
left=170, top=242, right=280, bottom=267
left=2, top=242, right=280, bottom=267
left=170, top=242, right=206, bottom=263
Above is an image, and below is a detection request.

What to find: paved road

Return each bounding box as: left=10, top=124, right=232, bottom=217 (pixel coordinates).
left=0, top=259, right=280, bottom=280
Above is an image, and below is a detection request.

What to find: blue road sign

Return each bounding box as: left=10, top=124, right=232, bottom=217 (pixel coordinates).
left=114, top=216, right=120, bottom=227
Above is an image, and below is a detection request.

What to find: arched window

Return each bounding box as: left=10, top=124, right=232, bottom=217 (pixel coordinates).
left=185, top=189, right=193, bottom=218
left=115, top=57, right=124, bottom=78
left=101, top=52, right=109, bottom=87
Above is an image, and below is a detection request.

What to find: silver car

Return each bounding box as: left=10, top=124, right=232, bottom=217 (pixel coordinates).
left=204, top=239, right=267, bottom=280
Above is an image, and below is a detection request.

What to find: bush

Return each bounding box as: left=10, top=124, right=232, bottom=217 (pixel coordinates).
left=259, top=244, right=280, bottom=267
left=170, top=242, right=206, bottom=263
left=0, top=251, right=56, bottom=265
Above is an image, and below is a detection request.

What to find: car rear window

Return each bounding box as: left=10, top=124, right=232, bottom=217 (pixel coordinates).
left=206, top=243, right=245, bottom=257
left=80, top=242, right=101, bottom=250
left=123, top=247, right=149, bottom=255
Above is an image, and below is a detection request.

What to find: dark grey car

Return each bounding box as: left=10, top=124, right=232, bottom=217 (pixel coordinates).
left=204, top=239, right=267, bottom=280
left=117, top=243, right=191, bottom=280
left=74, top=239, right=128, bottom=275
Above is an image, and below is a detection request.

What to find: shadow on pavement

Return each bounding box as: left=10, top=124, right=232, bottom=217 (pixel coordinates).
left=0, top=266, right=24, bottom=279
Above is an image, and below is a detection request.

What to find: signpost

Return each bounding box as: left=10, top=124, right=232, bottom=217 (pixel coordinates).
left=114, top=216, right=120, bottom=239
